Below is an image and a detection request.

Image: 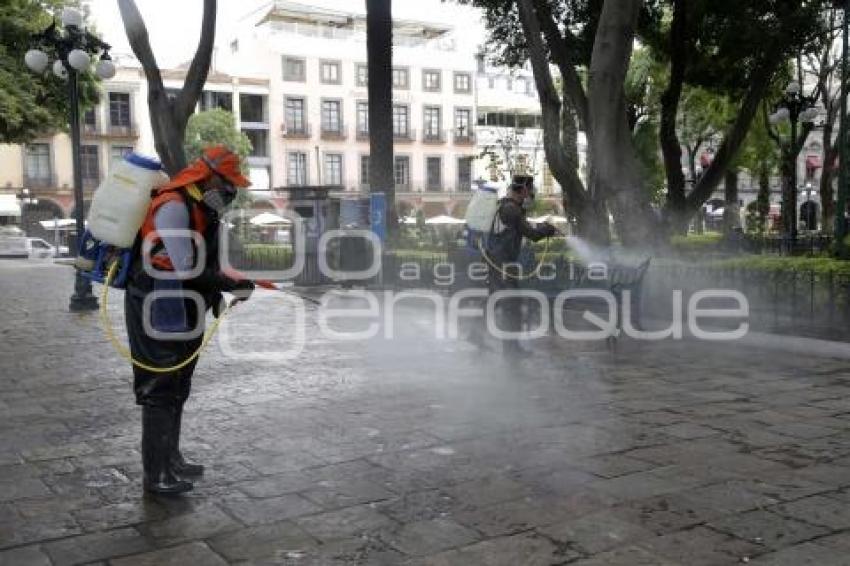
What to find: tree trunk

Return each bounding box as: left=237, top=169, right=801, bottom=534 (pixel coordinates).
left=118, top=0, right=217, bottom=176
left=587, top=0, right=657, bottom=248
left=659, top=0, right=688, bottom=237
left=756, top=166, right=771, bottom=234
left=780, top=155, right=796, bottom=238
left=366, top=0, right=395, bottom=239
left=723, top=168, right=740, bottom=234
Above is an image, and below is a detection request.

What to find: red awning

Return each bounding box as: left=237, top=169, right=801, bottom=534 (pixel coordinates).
left=700, top=153, right=713, bottom=168
left=806, top=155, right=822, bottom=170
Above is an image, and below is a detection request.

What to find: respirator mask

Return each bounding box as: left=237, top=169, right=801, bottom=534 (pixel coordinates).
left=202, top=182, right=237, bottom=216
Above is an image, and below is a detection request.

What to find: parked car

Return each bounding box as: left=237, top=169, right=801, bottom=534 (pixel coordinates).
left=0, top=237, right=59, bottom=259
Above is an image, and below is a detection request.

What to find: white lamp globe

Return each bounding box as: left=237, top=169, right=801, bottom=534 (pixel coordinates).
left=68, top=49, right=90, bottom=71
left=25, top=49, right=49, bottom=73
left=774, top=107, right=791, bottom=123
left=785, top=81, right=801, bottom=96
left=95, top=58, right=116, bottom=79
left=61, top=7, right=83, bottom=28
left=52, top=59, right=68, bottom=79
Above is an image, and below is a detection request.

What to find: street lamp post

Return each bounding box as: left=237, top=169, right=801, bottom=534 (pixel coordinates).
left=769, top=81, right=819, bottom=246
left=24, top=7, right=116, bottom=312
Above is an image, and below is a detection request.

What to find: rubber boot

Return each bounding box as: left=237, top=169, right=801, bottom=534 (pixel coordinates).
left=170, top=405, right=204, bottom=477
left=142, top=405, right=193, bottom=495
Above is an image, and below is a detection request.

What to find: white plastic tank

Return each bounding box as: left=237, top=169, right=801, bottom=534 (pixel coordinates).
left=87, top=153, right=167, bottom=248
left=464, top=185, right=500, bottom=233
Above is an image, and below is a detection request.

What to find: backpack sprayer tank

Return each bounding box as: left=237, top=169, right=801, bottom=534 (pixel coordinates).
left=463, top=184, right=500, bottom=251
left=75, top=153, right=168, bottom=288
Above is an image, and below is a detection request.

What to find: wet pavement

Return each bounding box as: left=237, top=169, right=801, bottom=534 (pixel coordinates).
left=2, top=260, right=850, bottom=565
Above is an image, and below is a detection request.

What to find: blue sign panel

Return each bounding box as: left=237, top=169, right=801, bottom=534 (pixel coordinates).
left=370, top=192, right=387, bottom=243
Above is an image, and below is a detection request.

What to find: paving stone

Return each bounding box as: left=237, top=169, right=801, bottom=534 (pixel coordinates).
left=0, top=478, right=51, bottom=502
left=71, top=501, right=168, bottom=532
left=406, top=532, right=572, bottom=566
left=538, top=509, right=655, bottom=554
left=0, top=513, right=81, bottom=549
left=222, top=494, right=322, bottom=525
left=110, top=541, right=228, bottom=566
left=0, top=545, right=51, bottom=566
left=382, top=518, right=480, bottom=557
left=770, top=494, right=850, bottom=529
left=748, top=541, right=850, bottom=565
left=709, top=509, right=830, bottom=549
left=138, top=504, right=241, bottom=546
left=568, top=545, right=683, bottom=566
left=294, top=504, right=396, bottom=541
left=42, top=527, right=152, bottom=566
left=206, top=520, right=318, bottom=562
left=636, top=526, right=763, bottom=565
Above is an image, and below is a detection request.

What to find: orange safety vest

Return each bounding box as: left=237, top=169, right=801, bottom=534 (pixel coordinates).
left=139, top=185, right=209, bottom=271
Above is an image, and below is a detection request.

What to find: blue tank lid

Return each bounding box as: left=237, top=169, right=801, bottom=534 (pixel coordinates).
left=124, top=152, right=162, bottom=171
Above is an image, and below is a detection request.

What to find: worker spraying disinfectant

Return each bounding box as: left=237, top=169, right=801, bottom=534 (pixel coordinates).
left=467, top=175, right=558, bottom=357
left=79, top=145, right=256, bottom=495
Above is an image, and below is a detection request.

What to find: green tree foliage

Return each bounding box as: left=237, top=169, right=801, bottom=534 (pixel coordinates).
left=0, top=0, right=100, bottom=143
left=183, top=109, right=252, bottom=169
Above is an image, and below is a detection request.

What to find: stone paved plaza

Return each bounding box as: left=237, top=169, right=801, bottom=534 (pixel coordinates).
left=2, top=260, right=850, bottom=565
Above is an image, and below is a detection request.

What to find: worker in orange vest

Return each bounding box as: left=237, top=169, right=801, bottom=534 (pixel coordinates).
left=124, top=145, right=254, bottom=495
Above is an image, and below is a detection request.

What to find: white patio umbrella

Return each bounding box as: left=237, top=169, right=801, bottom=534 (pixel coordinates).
left=249, top=212, right=291, bottom=226
left=424, top=215, right=465, bottom=225
left=401, top=216, right=417, bottom=225
left=39, top=218, right=78, bottom=230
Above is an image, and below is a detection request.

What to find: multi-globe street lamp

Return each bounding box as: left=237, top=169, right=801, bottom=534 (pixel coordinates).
left=24, top=7, right=116, bottom=311
left=17, top=188, right=38, bottom=234
left=768, top=80, right=819, bottom=245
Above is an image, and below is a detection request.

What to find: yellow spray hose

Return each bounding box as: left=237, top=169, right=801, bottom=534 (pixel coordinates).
left=99, top=262, right=233, bottom=373
left=478, top=236, right=553, bottom=281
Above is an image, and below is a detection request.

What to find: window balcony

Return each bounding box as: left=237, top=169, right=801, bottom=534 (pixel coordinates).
left=356, top=129, right=370, bottom=141
left=106, top=124, right=139, bottom=138
left=23, top=174, right=54, bottom=190
left=282, top=123, right=311, bottom=139
left=453, top=130, right=476, bottom=145
left=393, top=128, right=416, bottom=143
left=422, top=130, right=446, bottom=144
left=320, top=124, right=347, bottom=141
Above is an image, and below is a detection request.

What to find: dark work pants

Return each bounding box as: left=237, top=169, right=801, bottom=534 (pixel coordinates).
left=488, top=266, right=523, bottom=349
left=124, top=286, right=204, bottom=408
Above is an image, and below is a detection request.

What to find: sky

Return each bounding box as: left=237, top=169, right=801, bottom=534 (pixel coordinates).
left=82, top=0, right=485, bottom=69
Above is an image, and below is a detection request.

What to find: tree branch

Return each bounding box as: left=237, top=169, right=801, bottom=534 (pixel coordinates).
left=174, top=0, right=217, bottom=125
left=660, top=0, right=688, bottom=211
left=117, top=0, right=164, bottom=96
left=531, top=0, right=589, bottom=130
left=516, top=0, right=586, bottom=208
left=684, top=53, right=782, bottom=214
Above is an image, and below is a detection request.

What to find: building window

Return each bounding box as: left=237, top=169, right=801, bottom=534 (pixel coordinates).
left=356, top=101, right=369, bottom=136
left=423, top=106, right=441, bottom=140
left=200, top=91, right=233, bottom=112
left=80, top=145, right=100, bottom=184
left=392, top=105, right=409, bottom=137
left=24, top=143, right=51, bottom=183
left=487, top=76, right=495, bottom=89
left=454, top=72, right=471, bottom=93
left=324, top=153, right=343, bottom=186
left=283, top=56, right=306, bottom=81
left=285, top=97, right=306, bottom=133
left=243, top=129, right=269, bottom=157
left=240, top=94, right=267, bottom=123
left=320, top=60, right=341, bottom=84
left=108, top=92, right=131, bottom=128
left=110, top=145, right=133, bottom=166
left=321, top=99, right=342, bottom=133
left=392, top=67, right=409, bottom=89
left=457, top=157, right=472, bottom=190
left=360, top=155, right=370, bottom=188
left=476, top=53, right=485, bottom=73
left=356, top=64, right=368, bottom=87
left=287, top=152, right=308, bottom=186
left=83, top=108, right=97, bottom=130
left=394, top=155, right=410, bottom=188
left=454, top=108, right=471, bottom=140
left=423, top=69, right=441, bottom=92
left=426, top=157, right=442, bottom=191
